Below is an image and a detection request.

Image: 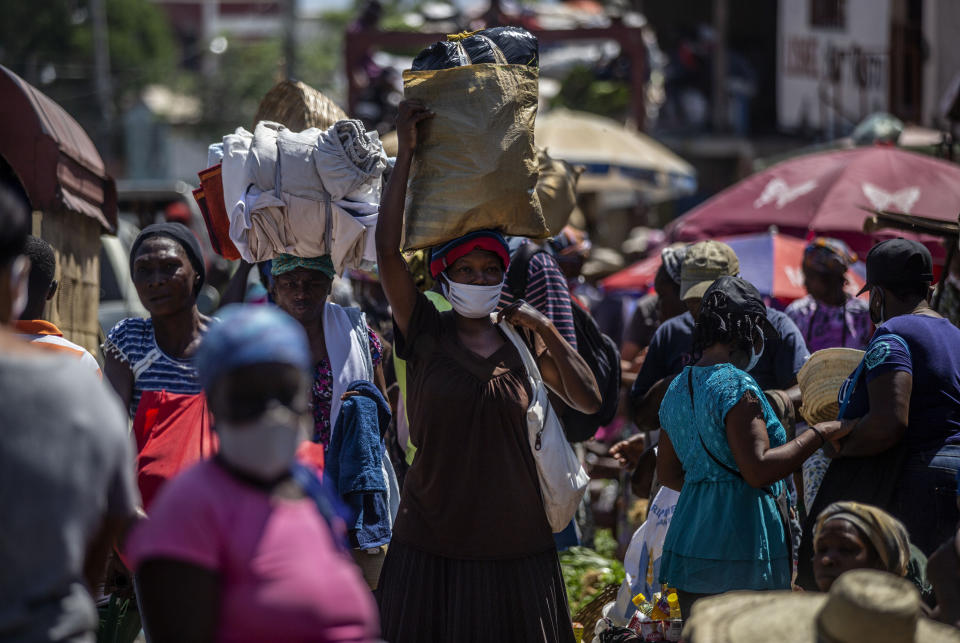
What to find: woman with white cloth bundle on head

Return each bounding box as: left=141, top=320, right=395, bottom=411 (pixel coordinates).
left=268, top=252, right=398, bottom=590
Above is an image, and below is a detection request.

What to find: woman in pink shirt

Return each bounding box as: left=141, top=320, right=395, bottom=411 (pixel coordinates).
left=126, top=304, right=380, bottom=642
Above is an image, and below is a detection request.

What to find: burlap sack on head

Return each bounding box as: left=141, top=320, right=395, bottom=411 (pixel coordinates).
left=254, top=80, right=348, bottom=132
left=536, top=148, right=582, bottom=237
left=401, top=63, right=546, bottom=250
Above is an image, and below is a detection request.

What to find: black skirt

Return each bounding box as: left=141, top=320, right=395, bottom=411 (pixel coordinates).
left=376, top=540, right=576, bottom=643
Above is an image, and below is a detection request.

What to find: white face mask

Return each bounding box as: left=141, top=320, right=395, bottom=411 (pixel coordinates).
left=217, top=403, right=307, bottom=481
left=441, top=276, right=504, bottom=319
left=7, top=255, right=29, bottom=322
left=745, top=330, right=765, bottom=372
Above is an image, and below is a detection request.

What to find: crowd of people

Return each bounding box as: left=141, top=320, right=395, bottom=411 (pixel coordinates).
left=5, top=95, right=960, bottom=643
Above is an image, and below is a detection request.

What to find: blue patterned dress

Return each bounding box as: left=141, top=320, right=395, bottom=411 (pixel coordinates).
left=657, top=364, right=791, bottom=593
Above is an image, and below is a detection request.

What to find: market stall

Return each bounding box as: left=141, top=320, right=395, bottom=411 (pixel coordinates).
left=0, top=65, right=118, bottom=354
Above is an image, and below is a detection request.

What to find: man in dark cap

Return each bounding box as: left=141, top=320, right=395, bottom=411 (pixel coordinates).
left=809, top=238, right=960, bottom=557
left=621, top=245, right=690, bottom=376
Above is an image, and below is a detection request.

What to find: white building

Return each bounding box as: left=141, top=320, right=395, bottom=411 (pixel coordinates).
left=778, top=0, right=960, bottom=136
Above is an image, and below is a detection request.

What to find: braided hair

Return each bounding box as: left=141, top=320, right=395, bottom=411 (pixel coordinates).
left=692, top=289, right=766, bottom=360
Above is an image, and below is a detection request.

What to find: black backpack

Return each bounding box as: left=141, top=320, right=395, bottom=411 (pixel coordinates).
left=506, top=242, right=621, bottom=442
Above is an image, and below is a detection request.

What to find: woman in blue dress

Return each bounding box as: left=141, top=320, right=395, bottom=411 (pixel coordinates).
left=656, top=276, right=850, bottom=615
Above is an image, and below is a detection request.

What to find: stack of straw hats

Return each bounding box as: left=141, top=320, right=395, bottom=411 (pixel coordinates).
left=797, top=348, right=864, bottom=425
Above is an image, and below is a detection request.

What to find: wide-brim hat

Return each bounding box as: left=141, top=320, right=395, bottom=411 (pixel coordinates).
left=797, top=348, right=864, bottom=425
left=683, top=570, right=960, bottom=643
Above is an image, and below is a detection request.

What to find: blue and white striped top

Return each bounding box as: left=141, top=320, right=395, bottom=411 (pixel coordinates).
left=103, top=317, right=204, bottom=418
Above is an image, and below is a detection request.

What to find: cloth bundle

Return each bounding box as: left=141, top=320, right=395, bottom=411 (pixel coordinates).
left=199, top=119, right=387, bottom=272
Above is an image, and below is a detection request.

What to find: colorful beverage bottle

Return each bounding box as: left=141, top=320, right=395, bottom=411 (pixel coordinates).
left=665, top=592, right=683, bottom=642
left=627, top=593, right=653, bottom=632
left=650, top=591, right=670, bottom=621
left=572, top=621, right=584, bottom=643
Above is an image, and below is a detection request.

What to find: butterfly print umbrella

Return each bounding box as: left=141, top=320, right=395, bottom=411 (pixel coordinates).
left=666, top=146, right=960, bottom=258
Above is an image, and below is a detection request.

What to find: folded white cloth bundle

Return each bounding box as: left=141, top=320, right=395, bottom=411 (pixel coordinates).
left=313, top=119, right=388, bottom=203
left=207, top=142, right=224, bottom=167
left=218, top=119, right=386, bottom=270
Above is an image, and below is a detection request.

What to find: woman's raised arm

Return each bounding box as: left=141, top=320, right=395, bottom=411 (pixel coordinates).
left=375, top=100, right=434, bottom=338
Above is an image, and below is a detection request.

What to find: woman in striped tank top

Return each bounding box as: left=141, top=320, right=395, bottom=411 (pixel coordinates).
left=102, top=223, right=214, bottom=511
left=103, top=223, right=211, bottom=417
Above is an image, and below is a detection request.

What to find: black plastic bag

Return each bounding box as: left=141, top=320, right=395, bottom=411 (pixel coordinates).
left=456, top=33, right=503, bottom=65
left=483, top=26, right=539, bottom=66
left=410, top=27, right=538, bottom=70
left=410, top=40, right=469, bottom=70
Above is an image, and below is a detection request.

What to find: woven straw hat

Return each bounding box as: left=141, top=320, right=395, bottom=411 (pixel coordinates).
left=254, top=80, right=348, bottom=132
left=797, top=348, right=864, bottom=425
left=683, top=569, right=960, bottom=643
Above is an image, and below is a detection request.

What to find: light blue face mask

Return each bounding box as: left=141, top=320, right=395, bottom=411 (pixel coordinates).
left=745, top=330, right=765, bottom=372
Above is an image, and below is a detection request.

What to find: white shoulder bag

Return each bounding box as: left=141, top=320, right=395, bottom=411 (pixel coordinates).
left=499, top=320, right=589, bottom=532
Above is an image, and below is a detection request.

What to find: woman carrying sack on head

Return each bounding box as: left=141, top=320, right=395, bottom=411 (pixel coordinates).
left=373, top=100, right=601, bottom=643
left=655, top=276, right=851, bottom=616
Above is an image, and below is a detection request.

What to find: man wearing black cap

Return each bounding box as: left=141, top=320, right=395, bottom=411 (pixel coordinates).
left=810, top=239, right=960, bottom=557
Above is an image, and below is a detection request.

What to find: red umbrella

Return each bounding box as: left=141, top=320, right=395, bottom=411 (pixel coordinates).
left=666, top=146, right=960, bottom=259
left=600, top=253, right=661, bottom=294
left=602, top=232, right=867, bottom=302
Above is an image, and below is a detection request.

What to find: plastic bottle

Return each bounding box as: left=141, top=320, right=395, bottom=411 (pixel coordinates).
left=664, top=592, right=683, bottom=642
left=631, top=593, right=654, bottom=616
left=650, top=591, right=670, bottom=621
left=627, top=593, right=652, bottom=631
left=572, top=621, right=584, bottom=643
left=667, top=593, right=681, bottom=619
